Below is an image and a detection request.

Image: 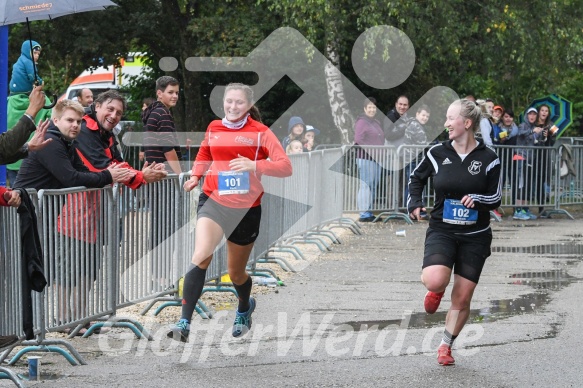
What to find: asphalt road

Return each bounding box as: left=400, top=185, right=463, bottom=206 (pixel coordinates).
left=3, top=215, right=582, bottom=387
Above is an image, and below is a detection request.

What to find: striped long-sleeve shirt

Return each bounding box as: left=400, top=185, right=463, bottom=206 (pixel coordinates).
left=143, top=101, right=182, bottom=166
left=408, top=140, right=501, bottom=234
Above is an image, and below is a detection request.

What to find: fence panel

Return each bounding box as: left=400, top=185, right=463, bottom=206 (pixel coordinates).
left=37, top=186, right=115, bottom=331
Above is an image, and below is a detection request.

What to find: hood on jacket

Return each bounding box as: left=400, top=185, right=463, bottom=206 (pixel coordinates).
left=21, top=40, right=41, bottom=59
left=142, top=100, right=164, bottom=124
left=287, top=116, right=306, bottom=134
left=46, top=122, right=75, bottom=146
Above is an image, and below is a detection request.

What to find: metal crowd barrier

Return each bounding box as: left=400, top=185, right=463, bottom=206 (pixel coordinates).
left=0, top=205, right=26, bottom=387
left=342, top=143, right=582, bottom=221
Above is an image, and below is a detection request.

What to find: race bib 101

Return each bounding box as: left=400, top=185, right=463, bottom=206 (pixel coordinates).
left=218, top=171, right=250, bottom=195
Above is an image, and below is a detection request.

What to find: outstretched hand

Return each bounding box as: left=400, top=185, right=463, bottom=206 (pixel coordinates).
left=27, top=119, right=52, bottom=152
left=107, top=163, right=133, bottom=183
left=142, top=161, right=168, bottom=183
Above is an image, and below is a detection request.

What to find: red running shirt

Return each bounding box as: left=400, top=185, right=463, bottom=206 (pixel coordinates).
left=192, top=117, right=292, bottom=208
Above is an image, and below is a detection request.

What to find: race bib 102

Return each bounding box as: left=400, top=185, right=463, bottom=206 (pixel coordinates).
left=443, top=198, right=478, bottom=225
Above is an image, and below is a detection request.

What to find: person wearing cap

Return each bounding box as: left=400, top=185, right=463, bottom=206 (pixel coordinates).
left=9, top=40, right=43, bottom=94
left=302, top=125, right=320, bottom=151
left=512, top=107, right=545, bottom=220
left=281, top=116, right=306, bottom=150
left=492, top=105, right=504, bottom=123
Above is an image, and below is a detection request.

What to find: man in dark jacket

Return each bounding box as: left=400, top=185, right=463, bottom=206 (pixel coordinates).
left=14, top=100, right=132, bottom=190
left=383, top=95, right=410, bottom=141
left=143, top=76, right=182, bottom=175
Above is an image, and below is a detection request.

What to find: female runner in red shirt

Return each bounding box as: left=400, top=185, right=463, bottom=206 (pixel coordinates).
left=168, top=83, right=292, bottom=342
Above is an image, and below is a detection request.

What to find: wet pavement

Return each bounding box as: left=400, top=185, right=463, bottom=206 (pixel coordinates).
left=2, top=215, right=583, bottom=387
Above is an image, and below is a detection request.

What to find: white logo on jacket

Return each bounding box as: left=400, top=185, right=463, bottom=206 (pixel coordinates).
left=235, top=136, right=254, bottom=146
left=468, top=160, right=482, bottom=175
left=442, top=158, right=452, bottom=165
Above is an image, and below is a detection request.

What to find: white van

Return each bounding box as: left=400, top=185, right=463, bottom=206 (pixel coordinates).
left=63, top=53, right=149, bottom=101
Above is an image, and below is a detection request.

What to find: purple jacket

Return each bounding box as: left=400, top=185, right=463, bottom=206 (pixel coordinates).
left=354, top=115, right=384, bottom=159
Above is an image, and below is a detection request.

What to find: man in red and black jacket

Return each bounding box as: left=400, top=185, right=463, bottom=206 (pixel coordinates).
left=76, top=90, right=167, bottom=187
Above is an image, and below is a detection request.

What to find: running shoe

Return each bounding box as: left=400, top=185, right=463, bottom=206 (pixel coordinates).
left=232, top=296, right=256, bottom=337
left=492, top=209, right=502, bottom=218
left=424, top=291, right=445, bottom=314
left=437, top=344, right=455, bottom=365
left=167, top=319, right=190, bottom=342
left=512, top=210, right=529, bottom=220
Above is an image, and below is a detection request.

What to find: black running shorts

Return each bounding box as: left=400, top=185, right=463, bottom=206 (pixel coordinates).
left=422, top=226, right=492, bottom=284
left=197, top=192, right=261, bottom=246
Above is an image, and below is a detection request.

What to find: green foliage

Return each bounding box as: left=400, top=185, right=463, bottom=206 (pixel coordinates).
left=6, top=0, right=582, bottom=137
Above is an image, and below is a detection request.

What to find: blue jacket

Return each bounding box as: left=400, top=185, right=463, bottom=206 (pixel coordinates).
left=9, top=40, right=43, bottom=93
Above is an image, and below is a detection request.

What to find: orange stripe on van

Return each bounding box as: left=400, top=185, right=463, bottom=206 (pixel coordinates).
left=71, top=73, right=114, bottom=85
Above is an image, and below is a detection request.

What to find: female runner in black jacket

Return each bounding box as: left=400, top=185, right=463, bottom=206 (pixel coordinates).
left=408, top=99, right=501, bottom=365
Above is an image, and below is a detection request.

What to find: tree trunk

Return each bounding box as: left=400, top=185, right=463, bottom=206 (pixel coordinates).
left=324, top=43, right=354, bottom=145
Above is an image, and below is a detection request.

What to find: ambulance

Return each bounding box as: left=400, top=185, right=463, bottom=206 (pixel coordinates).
left=63, top=53, right=149, bottom=100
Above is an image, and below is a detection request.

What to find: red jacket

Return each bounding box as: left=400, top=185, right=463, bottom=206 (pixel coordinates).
left=192, top=117, right=292, bottom=208
left=76, top=113, right=145, bottom=190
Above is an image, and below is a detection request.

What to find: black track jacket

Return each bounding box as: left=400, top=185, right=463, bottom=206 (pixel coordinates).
left=407, top=141, right=502, bottom=234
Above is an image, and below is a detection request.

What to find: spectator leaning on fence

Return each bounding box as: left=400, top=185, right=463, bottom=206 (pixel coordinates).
left=167, top=82, right=292, bottom=343
left=75, top=90, right=167, bottom=187
left=14, top=100, right=132, bottom=330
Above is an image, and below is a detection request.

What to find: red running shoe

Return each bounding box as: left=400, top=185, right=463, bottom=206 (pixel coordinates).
left=437, top=344, right=455, bottom=365
left=424, top=291, right=445, bottom=314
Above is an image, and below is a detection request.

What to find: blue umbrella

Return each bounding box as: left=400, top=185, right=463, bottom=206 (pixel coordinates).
left=524, top=94, right=573, bottom=138
left=1, top=0, right=117, bottom=25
